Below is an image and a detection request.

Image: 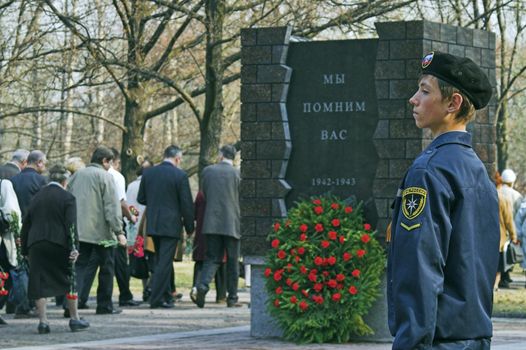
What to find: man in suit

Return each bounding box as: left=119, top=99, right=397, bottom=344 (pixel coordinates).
left=68, top=146, right=126, bottom=315
left=0, top=149, right=29, bottom=179
left=138, top=145, right=194, bottom=309
left=195, top=145, right=241, bottom=308
left=10, top=150, right=47, bottom=318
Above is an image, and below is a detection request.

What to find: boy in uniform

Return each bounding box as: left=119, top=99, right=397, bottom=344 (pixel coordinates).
left=387, top=51, right=499, bottom=350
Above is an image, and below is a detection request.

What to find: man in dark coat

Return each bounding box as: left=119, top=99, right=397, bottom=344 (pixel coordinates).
left=0, top=149, right=29, bottom=179
left=137, top=145, right=194, bottom=309
left=195, top=145, right=241, bottom=308
left=10, top=150, right=47, bottom=318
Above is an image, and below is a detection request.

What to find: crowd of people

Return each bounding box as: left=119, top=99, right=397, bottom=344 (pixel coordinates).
left=0, top=143, right=241, bottom=334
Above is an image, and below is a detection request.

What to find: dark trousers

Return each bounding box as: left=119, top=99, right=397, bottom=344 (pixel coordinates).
left=115, top=244, right=133, bottom=302
left=193, top=261, right=227, bottom=301
left=149, top=236, right=178, bottom=307
left=76, top=242, right=115, bottom=312
left=197, top=235, right=240, bottom=303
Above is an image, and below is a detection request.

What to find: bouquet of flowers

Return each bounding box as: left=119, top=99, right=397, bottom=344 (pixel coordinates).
left=0, top=268, right=8, bottom=296
left=264, top=195, right=385, bottom=343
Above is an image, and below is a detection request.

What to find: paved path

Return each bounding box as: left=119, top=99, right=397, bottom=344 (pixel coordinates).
left=3, top=289, right=526, bottom=349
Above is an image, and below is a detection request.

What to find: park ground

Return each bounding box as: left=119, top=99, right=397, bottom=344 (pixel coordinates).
left=2, top=261, right=526, bottom=349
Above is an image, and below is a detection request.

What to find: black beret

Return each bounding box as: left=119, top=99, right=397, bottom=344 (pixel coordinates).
left=220, top=144, right=236, bottom=160
left=421, top=51, right=492, bottom=109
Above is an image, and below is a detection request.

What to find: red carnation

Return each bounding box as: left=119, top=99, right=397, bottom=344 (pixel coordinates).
left=308, top=273, right=317, bottom=282
left=286, top=278, right=293, bottom=286
left=297, top=247, right=305, bottom=255
left=331, top=219, right=340, bottom=227
left=364, top=223, right=372, bottom=231
left=332, top=293, right=342, bottom=302
left=327, top=256, right=336, bottom=265
left=321, top=240, right=330, bottom=249
left=328, top=279, right=337, bottom=288
left=343, top=252, right=352, bottom=261
left=292, top=282, right=300, bottom=291
left=286, top=263, right=293, bottom=272
left=271, top=239, right=280, bottom=249
left=361, top=234, right=371, bottom=243
left=274, top=222, right=280, bottom=232
left=339, top=235, right=345, bottom=244
left=345, top=206, right=353, bottom=213
left=264, top=268, right=272, bottom=277
left=337, top=283, right=344, bottom=290
left=310, top=269, right=318, bottom=274
left=299, top=301, right=309, bottom=311
left=274, top=299, right=280, bottom=307
left=300, top=224, right=308, bottom=232
left=331, top=203, right=339, bottom=210
left=349, top=286, right=358, bottom=295
left=336, top=273, right=345, bottom=282
left=301, top=289, right=309, bottom=297
left=314, top=295, right=324, bottom=304
left=277, top=250, right=286, bottom=259
left=314, top=206, right=324, bottom=215
left=290, top=248, right=296, bottom=256
left=273, top=271, right=283, bottom=281
left=294, top=255, right=301, bottom=263
left=352, top=269, right=361, bottom=278
left=328, top=231, right=338, bottom=240
left=275, top=286, right=283, bottom=294
left=322, top=270, right=330, bottom=277
left=299, top=233, right=307, bottom=241
left=314, top=283, right=324, bottom=292
left=315, top=223, right=324, bottom=232
left=357, top=249, right=366, bottom=258
left=290, top=295, right=298, bottom=304
left=314, top=256, right=324, bottom=266
left=312, top=199, right=322, bottom=205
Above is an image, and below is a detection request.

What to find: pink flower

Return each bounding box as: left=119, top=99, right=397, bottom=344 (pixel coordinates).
left=314, top=283, right=324, bottom=292
left=336, top=273, right=345, bottom=282
left=314, top=256, right=324, bottom=265
left=292, top=282, right=299, bottom=291
left=273, top=272, right=282, bottom=281
left=264, top=268, right=272, bottom=277
left=327, top=256, right=336, bottom=265
left=343, top=252, right=352, bottom=261
left=275, top=286, right=283, bottom=294
left=328, top=231, right=338, bottom=240
left=352, top=269, right=361, bottom=278
left=331, top=203, right=339, bottom=210
left=277, top=250, right=286, bottom=259
left=300, top=224, right=308, bottom=232
left=315, top=223, right=324, bottom=232
left=299, top=301, right=309, bottom=311
left=348, top=286, right=358, bottom=295
left=328, top=279, right=337, bottom=288
left=331, top=219, right=340, bottom=227
left=314, top=206, right=324, bottom=215
left=364, top=223, right=372, bottom=231
left=321, top=240, right=330, bottom=249
left=290, top=296, right=298, bottom=304
left=297, top=247, right=305, bottom=255
left=299, top=233, right=307, bottom=241
left=271, top=239, right=280, bottom=249
left=357, top=249, right=366, bottom=258
left=345, top=206, right=353, bottom=214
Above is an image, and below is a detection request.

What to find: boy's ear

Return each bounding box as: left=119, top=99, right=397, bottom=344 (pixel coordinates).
left=447, top=92, right=463, bottom=113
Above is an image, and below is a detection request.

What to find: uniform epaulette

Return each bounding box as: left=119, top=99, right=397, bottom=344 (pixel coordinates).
left=412, top=148, right=437, bottom=170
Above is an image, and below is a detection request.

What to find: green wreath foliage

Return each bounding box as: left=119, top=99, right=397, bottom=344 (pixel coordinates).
left=264, top=195, right=386, bottom=343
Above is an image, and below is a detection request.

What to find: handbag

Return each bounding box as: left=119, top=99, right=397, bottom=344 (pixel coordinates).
left=506, top=242, right=524, bottom=265
left=8, top=261, right=28, bottom=304
left=129, top=254, right=149, bottom=279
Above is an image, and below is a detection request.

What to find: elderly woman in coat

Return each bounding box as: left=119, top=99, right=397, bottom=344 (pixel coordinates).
left=21, top=165, right=89, bottom=334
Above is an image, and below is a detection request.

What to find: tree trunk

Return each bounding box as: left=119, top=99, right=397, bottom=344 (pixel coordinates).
left=121, top=91, right=146, bottom=183
left=198, top=0, right=225, bottom=177
left=496, top=101, right=508, bottom=171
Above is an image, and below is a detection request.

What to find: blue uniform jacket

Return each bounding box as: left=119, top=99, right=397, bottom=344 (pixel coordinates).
left=387, top=131, right=499, bottom=349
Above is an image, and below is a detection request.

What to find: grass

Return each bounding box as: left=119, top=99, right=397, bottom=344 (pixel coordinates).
left=493, top=267, right=526, bottom=317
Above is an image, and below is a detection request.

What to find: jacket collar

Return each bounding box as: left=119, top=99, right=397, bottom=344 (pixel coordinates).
left=428, top=131, right=472, bottom=149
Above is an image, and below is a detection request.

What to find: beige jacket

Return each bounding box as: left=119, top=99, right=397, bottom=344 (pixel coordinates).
left=68, top=164, right=122, bottom=245
left=498, top=189, right=517, bottom=252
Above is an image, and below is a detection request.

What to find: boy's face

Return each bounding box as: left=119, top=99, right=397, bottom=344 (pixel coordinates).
left=409, top=75, right=450, bottom=135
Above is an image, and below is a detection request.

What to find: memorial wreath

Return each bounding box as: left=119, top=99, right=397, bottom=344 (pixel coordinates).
left=264, top=195, right=385, bottom=343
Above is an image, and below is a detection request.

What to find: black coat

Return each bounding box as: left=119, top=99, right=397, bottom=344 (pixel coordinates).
left=11, top=168, right=47, bottom=217
left=21, top=184, right=79, bottom=255
left=137, top=161, right=194, bottom=238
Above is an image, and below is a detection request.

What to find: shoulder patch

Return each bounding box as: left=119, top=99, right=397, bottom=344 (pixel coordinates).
left=402, top=187, right=427, bottom=220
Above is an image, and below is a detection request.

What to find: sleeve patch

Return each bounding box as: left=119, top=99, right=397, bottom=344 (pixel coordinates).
left=402, top=187, right=427, bottom=220
left=400, top=222, right=421, bottom=231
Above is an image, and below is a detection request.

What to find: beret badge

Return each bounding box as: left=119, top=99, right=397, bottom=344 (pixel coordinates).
left=421, top=52, right=434, bottom=69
